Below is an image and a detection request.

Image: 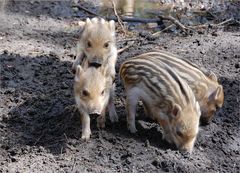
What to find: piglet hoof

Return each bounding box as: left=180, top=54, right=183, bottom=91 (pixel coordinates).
left=81, top=131, right=91, bottom=141
left=128, top=126, right=137, bottom=134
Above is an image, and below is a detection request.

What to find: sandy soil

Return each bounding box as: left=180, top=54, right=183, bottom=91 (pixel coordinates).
left=0, top=1, right=239, bottom=172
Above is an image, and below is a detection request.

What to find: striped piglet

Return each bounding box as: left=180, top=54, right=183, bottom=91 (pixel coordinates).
left=144, top=50, right=224, bottom=124
left=120, top=56, right=201, bottom=153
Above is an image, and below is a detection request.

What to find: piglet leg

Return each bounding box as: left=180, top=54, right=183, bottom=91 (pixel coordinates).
left=108, top=84, right=118, bottom=122
left=81, top=112, right=91, bottom=140
left=126, top=88, right=139, bottom=133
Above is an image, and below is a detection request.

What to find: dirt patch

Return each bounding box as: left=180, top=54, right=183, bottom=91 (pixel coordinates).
left=0, top=1, right=239, bottom=172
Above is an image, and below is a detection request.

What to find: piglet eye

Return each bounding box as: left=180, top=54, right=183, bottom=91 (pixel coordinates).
left=101, top=90, right=105, bottom=96
left=103, top=42, right=109, bottom=48
left=177, top=131, right=184, bottom=137
left=82, top=90, right=89, bottom=97
left=87, top=41, right=92, bottom=48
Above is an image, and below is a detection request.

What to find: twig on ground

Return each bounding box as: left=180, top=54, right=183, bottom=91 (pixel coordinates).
left=107, top=16, right=162, bottom=23
left=117, top=41, right=135, bottom=54
left=152, top=24, right=174, bottom=36
left=188, top=18, right=236, bottom=29
left=110, top=0, right=126, bottom=35
left=206, top=11, right=218, bottom=20
left=188, top=24, right=208, bottom=29
left=74, top=5, right=98, bottom=16
left=158, top=15, right=191, bottom=34
left=64, top=133, right=69, bottom=143
left=67, top=68, right=74, bottom=75
left=117, top=37, right=138, bottom=43
left=158, top=15, right=235, bottom=34
left=215, top=18, right=234, bottom=26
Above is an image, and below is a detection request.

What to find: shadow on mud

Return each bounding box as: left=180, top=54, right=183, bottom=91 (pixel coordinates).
left=0, top=52, right=77, bottom=154
left=105, top=108, right=176, bottom=151
left=1, top=52, right=239, bottom=155
left=213, top=76, right=240, bottom=125
left=0, top=52, right=176, bottom=155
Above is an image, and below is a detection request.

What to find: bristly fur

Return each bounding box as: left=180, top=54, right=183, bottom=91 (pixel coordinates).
left=120, top=55, right=201, bottom=153
left=72, top=18, right=119, bottom=140
left=72, top=17, right=117, bottom=81
left=137, top=50, right=224, bottom=124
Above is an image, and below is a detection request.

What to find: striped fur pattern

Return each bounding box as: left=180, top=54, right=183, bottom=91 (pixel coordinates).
left=120, top=56, right=201, bottom=153
left=138, top=50, right=224, bottom=123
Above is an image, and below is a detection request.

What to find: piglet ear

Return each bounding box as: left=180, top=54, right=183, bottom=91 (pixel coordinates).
left=85, top=18, right=92, bottom=26
left=100, top=18, right=106, bottom=24
left=208, top=71, right=218, bottom=82
left=91, top=17, right=98, bottom=23
left=75, top=65, right=83, bottom=82
left=108, top=20, right=115, bottom=36
left=209, top=86, right=223, bottom=101
left=171, top=104, right=182, bottom=118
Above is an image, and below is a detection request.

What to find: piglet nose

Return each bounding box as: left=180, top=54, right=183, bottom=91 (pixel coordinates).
left=89, top=113, right=100, bottom=116
left=88, top=62, right=102, bottom=68
left=88, top=57, right=102, bottom=68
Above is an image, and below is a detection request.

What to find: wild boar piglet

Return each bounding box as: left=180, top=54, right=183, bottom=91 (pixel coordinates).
left=147, top=50, right=224, bottom=124
left=72, top=17, right=117, bottom=80
left=74, top=65, right=117, bottom=140
left=120, top=56, right=201, bottom=153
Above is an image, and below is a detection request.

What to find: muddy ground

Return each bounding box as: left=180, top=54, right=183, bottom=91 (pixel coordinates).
left=0, top=1, right=239, bottom=173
